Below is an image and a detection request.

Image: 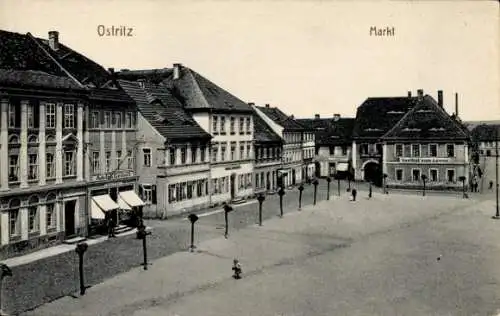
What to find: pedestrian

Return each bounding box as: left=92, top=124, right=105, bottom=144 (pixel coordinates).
left=351, top=188, right=357, bottom=201
left=490, top=180, right=494, bottom=190
left=232, top=258, right=242, bottom=279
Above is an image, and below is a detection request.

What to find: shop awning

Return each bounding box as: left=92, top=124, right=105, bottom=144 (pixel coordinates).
left=118, top=190, right=145, bottom=208
left=92, top=195, right=119, bottom=212
left=336, top=163, right=349, bottom=172
left=91, top=200, right=106, bottom=219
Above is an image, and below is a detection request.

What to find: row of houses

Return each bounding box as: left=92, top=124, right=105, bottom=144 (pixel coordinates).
left=0, top=29, right=495, bottom=259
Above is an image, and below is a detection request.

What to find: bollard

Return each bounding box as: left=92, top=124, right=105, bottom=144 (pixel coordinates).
left=278, top=188, right=285, bottom=217
left=421, top=174, right=427, bottom=196
left=257, top=193, right=265, bottom=226
left=312, top=179, right=319, bottom=205
left=75, top=243, right=88, bottom=295
left=223, top=203, right=233, bottom=238
left=137, top=226, right=152, bottom=270
left=0, top=263, right=12, bottom=314
left=326, top=176, right=331, bottom=200
left=298, top=184, right=304, bottom=210
left=188, top=214, right=199, bottom=252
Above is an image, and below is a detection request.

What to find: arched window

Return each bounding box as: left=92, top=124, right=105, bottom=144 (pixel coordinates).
left=28, top=196, right=39, bottom=233
left=28, top=135, right=38, bottom=143
left=8, top=198, right=21, bottom=237
left=46, top=135, right=55, bottom=143
left=46, top=193, right=57, bottom=230
left=8, top=135, right=19, bottom=144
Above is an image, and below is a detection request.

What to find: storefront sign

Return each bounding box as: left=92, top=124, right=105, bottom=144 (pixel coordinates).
left=92, top=170, right=135, bottom=181
left=398, top=157, right=452, bottom=164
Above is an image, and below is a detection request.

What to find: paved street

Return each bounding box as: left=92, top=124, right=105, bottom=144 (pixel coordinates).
left=21, top=188, right=500, bottom=316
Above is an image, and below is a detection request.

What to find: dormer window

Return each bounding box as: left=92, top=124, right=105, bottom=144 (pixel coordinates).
left=429, top=127, right=446, bottom=132
left=416, top=109, right=433, bottom=113
left=402, top=128, right=421, bottom=132
left=387, top=111, right=405, bottom=115
left=364, top=128, right=382, bottom=132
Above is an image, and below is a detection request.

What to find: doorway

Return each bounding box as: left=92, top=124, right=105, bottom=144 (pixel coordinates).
left=364, top=162, right=382, bottom=187
left=64, top=200, right=76, bottom=238
left=292, top=169, right=296, bottom=185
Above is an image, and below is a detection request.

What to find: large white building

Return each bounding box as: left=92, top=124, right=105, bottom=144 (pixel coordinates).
left=164, top=64, right=255, bottom=205
left=471, top=124, right=500, bottom=192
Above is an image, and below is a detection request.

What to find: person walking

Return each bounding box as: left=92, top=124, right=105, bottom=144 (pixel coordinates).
left=351, top=187, right=357, bottom=201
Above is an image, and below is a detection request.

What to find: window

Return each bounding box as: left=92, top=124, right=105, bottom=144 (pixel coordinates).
left=200, top=146, right=206, bottom=162
left=46, top=103, right=56, bottom=128
left=46, top=203, right=56, bottom=230
left=170, top=147, right=176, bottom=165
left=104, top=112, right=111, bottom=129
left=180, top=147, right=187, bottom=164
left=395, top=169, right=403, bottom=181
left=412, top=169, right=421, bottom=181
left=429, top=144, right=438, bottom=157
left=127, top=150, right=134, bottom=169
left=9, top=155, right=19, bottom=182
left=240, top=144, right=245, bottom=160
left=213, top=116, right=219, bottom=134
left=8, top=103, right=17, bottom=128
left=116, top=151, right=122, bottom=169
left=212, top=144, right=219, bottom=162
left=92, top=152, right=100, bottom=174
left=247, top=144, right=252, bottom=159
left=429, top=169, right=438, bottom=182
left=342, top=146, right=348, bottom=155
left=125, top=112, right=133, bottom=128
left=90, top=111, right=99, bottom=128
left=28, top=196, right=39, bottom=233
left=395, top=144, right=403, bottom=157
left=105, top=151, right=111, bottom=172
left=191, top=146, right=197, bottom=163
left=230, top=142, right=236, bottom=160
left=9, top=201, right=20, bottom=237
left=220, top=117, right=226, bottom=134
left=239, top=117, right=245, bottom=134
left=28, top=154, right=38, bottom=180
left=411, top=144, right=420, bottom=157
left=143, top=148, right=151, bottom=167
left=246, top=117, right=251, bottom=134
left=230, top=117, right=235, bottom=134
left=114, top=113, right=122, bottom=128
left=221, top=143, right=227, bottom=161
left=447, top=169, right=455, bottom=182
left=64, top=151, right=75, bottom=176
left=487, top=150, right=491, bottom=157
left=360, top=144, right=369, bottom=155
left=142, top=185, right=152, bottom=204
left=64, top=104, right=75, bottom=128
left=46, top=153, right=55, bottom=178
left=27, top=104, right=34, bottom=128
left=447, top=144, right=455, bottom=157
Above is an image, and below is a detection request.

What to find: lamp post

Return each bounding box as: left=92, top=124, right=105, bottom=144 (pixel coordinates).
left=298, top=184, right=304, bottom=210
left=278, top=187, right=285, bottom=217
left=75, top=243, right=88, bottom=295
left=0, top=263, right=12, bottom=314
left=188, top=214, right=199, bottom=252
left=312, top=178, right=319, bottom=205
left=137, top=225, right=152, bottom=270
left=257, top=193, right=265, bottom=226
left=223, top=203, right=233, bottom=238
left=421, top=174, right=427, bottom=196
left=458, top=176, right=467, bottom=199
left=383, top=173, right=388, bottom=194
left=337, top=177, right=341, bottom=196
left=326, top=176, right=331, bottom=200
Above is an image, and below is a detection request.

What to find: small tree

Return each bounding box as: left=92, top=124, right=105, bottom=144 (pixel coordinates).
left=421, top=174, right=427, bottom=196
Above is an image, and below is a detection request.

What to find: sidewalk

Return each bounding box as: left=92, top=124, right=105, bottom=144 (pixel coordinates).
left=25, top=192, right=479, bottom=316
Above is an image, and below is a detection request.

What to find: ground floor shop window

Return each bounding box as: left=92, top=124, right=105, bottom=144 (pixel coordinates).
left=429, top=169, right=438, bottom=182
left=412, top=169, right=421, bottom=182
left=447, top=169, right=455, bottom=183
left=28, top=196, right=39, bottom=233
left=395, top=169, right=403, bottom=181
left=169, top=179, right=209, bottom=203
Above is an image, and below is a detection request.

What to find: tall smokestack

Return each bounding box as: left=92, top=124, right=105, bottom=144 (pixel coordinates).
left=314, top=114, right=320, bottom=119
left=437, top=90, right=443, bottom=107
left=417, top=89, right=424, bottom=100
left=265, top=104, right=270, bottom=108
left=455, top=93, right=459, bottom=117
left=48, top=31, right=59, bottom=51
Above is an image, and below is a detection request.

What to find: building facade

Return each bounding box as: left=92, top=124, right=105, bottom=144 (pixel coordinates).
left=117, top=76, right=212, bottom=218
left=164, top=64, right=255, bottom=205
left=297, top=114, right=355, bottom=179
left=470, top=124, right=500, bottom=192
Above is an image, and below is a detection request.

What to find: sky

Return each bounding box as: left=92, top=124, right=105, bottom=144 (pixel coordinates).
left=0, top=0, right=498, bottom=121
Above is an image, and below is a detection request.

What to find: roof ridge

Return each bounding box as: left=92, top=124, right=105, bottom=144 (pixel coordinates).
left=25, top=32, right=85, bottom=88
left=183, top=68, right=212, bottom=109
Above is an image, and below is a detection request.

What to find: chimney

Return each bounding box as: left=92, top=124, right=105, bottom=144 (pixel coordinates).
left=408, top=91, right=412, bottom=97
left=437, top=90, right=443, bottom=107
left=108, top=68, right=115, bottom=74
left=333, top=114, right=340, bottom=121
left=137, top=79, right=145, bottom=88
left=455, top=93, right=459, bottom=117
left=290, top=114, right=295, bottom=119
left=48, top=31, right=59, bottom=51
left=314, top=114, right=320, bottom=119
left=417, top=89, right=424, bottom=100
left=248, top=102, right=255, bottom=106
left=173, top=63, right=182, bottom=80
left=265, top=104, right=270, bottom=108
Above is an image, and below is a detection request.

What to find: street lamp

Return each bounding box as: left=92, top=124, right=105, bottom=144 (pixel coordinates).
left=326, top=176, right=331, bottom=200
left=257, top=193, right=265, bottom=226
left=312, top=178, right=319, bottom=205
left=223, top=203, right=233, bottom=238
left=458, top=176, right=467, bottom=199
left=75, top=243, right=88, bottom=295
left=421, top=174, right=427, bottom=196
left=298, top=184, right=304, bottom=210
left=337, top=177, right=341, bottom=196
left=137, top=225, right=152, bottom=270
left=383, top=173, right=388, bottom=194
left=188, top=214, right=199, bottom=252
left=278, top=187, right=285, bottom=218
left=368, top=181, right=373, bottom=198
left=0, top=263, right=12, bottom=314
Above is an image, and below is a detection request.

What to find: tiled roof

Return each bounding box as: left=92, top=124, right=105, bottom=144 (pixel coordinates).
left=118, top=80, right=211, bottom=142
left=352, top=97, right=416, bottom=139
left=161, top=66, right=253, bottom=113
left=0, top=69, right=82, bottom=90
left=256, top=106, right=308, bottom=132
left=89, top=88, right=135, bottom=103
left=296, top=117, right=355, bottom=146
left=471, top=124, right=500, bottom=142
left=381, top=95, right=470, bottom=141
left=253, top=110, right=282, bottom=143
